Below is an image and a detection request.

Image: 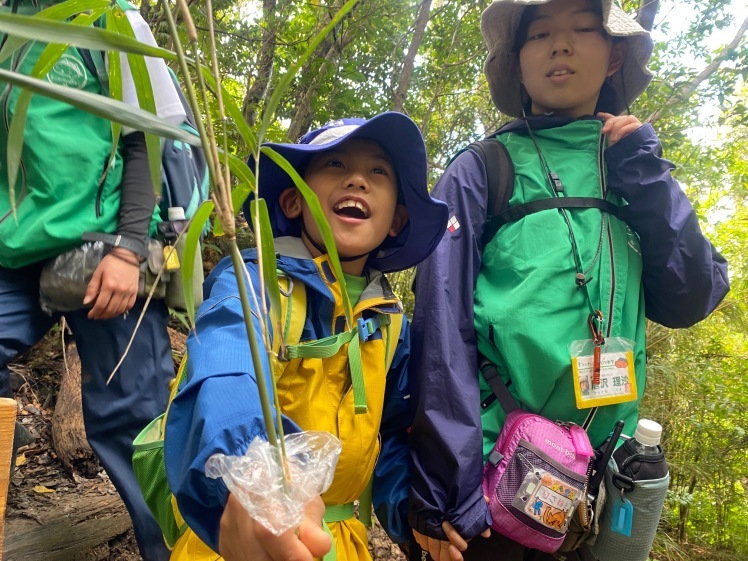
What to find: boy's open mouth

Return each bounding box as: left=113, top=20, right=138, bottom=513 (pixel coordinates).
left=334, top=199, right=370, bottom=219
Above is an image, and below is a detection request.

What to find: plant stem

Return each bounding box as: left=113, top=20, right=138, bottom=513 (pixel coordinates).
left=228, top=239, right=278, bottom=447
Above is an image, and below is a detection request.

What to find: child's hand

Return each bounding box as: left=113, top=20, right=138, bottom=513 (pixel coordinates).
left=413, top=521, right=491, bottom=561
left=218, top=493, right=331, bottom=561
left=597, top=113, right=642, bottom=147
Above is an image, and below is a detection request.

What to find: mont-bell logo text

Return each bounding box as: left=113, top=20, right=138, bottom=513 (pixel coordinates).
left=544, top=438, right=575, bottom=460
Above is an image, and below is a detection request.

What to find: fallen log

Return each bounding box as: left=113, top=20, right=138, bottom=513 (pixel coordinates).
left=3, top=481, right=132, bottom=561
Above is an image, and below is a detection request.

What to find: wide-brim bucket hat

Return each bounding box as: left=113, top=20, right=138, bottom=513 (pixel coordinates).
left=243, top=112, right=448, bottom=273
left=481, top=0, right=654, bottom=118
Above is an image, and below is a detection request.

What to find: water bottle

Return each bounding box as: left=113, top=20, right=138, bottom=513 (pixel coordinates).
left=164, top=207, right=204, bottom=311
left=590, top=419, right=669, bottom=561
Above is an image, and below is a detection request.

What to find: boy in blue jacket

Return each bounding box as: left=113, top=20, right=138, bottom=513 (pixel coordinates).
left=407, top=1, right=729, bottom=560
left=164, top=112, right=448, bottom=561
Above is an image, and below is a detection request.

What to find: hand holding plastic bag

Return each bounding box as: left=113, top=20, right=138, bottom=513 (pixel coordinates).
left=205, top=431, right=342, bottom=536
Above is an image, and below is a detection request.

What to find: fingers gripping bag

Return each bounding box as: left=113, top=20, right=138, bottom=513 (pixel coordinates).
left=480, top=361, right=594, bottom=553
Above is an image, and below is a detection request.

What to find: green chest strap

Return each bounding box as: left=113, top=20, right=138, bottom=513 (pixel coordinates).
left=282, top=314, right=392, bottom=414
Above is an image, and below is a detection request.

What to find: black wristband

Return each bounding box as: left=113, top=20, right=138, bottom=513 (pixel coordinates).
left=82, top=232, right=149, bottom=259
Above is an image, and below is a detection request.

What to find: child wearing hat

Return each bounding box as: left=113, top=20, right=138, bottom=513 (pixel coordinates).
left=407, top=1, right=729, bottom=560
left=163, top=111, right=448, bottom=561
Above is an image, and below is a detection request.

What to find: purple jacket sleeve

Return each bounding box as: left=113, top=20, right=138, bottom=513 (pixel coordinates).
left=605, top=124, right=729, bottom=328
left=408, top=150, right=491, bottom=541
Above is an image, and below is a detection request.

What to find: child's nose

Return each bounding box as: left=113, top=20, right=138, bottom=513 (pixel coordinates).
left=344, top=172, right=370, bottom=191
left=550, top=35, right=572, bottom=56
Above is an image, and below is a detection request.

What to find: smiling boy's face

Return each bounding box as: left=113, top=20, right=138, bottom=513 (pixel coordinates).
left=518, top=0, right=625, bottom=117
left=279, top=137, right=408, bottom=275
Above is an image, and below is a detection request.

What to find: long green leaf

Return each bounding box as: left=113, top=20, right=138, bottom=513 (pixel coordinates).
left=0, top=0, right=110, bottom=61
left=261, top=146, right=352, bottom=326
left=259, top=0, right=359, bottom=142
left=0, top=13, right=176, bottom=61
left=0, top=69, right=200, bottom=144
left=108, top=4, right=160, bottom=196
left=6, top=10, right=103, bottom=215
left=250, top=198, right=281, bottom=337
left=182, top=200, right=214, bottom=326
left=105, top=14, right=123, bottom=179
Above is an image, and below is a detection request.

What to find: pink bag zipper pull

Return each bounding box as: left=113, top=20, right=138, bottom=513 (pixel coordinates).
left=570, top=425, right=594, bottom=458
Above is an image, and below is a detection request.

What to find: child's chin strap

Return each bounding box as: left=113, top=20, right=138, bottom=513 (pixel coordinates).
left=301, top=224, right=369, bottom=262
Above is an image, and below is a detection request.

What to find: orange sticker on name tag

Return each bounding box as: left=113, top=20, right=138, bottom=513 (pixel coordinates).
left=570, top=337, right=638, bottom=408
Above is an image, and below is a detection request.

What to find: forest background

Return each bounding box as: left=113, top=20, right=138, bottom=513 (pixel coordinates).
left=4, top=0, right=744, bottom=559
left=139, top=0, right=746, bottom=559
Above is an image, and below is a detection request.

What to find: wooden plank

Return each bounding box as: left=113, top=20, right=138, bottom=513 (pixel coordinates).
left=3, top=488, right=132, bottom=561
left=0, top=397, right=18, bottom=561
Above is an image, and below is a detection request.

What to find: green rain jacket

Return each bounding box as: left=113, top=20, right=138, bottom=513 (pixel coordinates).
left=0, top=5, right=123, bottom=268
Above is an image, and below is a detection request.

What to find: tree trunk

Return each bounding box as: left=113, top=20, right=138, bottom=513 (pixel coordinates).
left=287, top=1, right=356, bottom=141
left=647, top=17, right=748, bottom=124
left=391, top=0, right=432, bottom=113
left=51, top=343, right=95, bottom=476
left=241, top=0, right=281, bottom=128
left=287, top=39, right=350, bottom=141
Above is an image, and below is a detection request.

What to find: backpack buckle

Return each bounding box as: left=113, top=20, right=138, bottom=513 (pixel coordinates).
left=357, top=317, right=380, bottom=342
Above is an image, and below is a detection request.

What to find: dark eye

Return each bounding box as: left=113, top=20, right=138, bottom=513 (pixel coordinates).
left=326, top=159, right=344, bottom=168
left=526, top=32, right=548, bottom=41
left=372, top=166, right=388, bottom=175
left=577, top=27, right=599, bottom=33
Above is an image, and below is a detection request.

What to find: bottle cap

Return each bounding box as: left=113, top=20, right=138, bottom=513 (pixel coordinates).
left=168, top=207, right=186, bottom=222
left=634, top=419, right=662, bottom=446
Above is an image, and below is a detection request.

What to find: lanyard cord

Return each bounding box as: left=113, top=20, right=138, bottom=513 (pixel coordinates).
left=522, top=119, right=608, bottom=318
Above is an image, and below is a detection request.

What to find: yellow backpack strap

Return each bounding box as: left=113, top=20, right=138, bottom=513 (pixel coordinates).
left=272, top=273, right=307, bottom=370
left=383, top=313, right=403, bottom=372
left=160, top=354, right=190, bottom=439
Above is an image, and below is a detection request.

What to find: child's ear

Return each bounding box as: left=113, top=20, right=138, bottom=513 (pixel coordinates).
left=278, top=187, right=302, bottom=219
left=607, top=41, right=626, bottom=77
left=388, top=204, right=409, bottom=238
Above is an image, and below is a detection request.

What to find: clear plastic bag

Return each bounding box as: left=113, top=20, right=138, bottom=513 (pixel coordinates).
left=205, top=431, right=342, bottom=536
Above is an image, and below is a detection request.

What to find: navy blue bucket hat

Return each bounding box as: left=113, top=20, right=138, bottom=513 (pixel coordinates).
left=243, top=112, right=448, bottom=273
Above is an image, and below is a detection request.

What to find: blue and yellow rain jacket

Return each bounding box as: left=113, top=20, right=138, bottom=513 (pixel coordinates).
left=164, top=236, right=413, bottom=560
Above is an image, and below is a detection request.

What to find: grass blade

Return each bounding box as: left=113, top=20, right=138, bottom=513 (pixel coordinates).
left=0, top=0, right=110, bottom=61
left=0, top=68, right=199, bottom=144
left=182, top=200, right=214, bottom=325
left=0, top=12, right=176, bottom=61
left=260, top=146, right=352, bottom=325
left=108, top=4, right=161, bottom=195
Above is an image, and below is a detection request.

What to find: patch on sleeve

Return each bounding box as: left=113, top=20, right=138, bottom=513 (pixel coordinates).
left=447, top=215, right=460, bottom=233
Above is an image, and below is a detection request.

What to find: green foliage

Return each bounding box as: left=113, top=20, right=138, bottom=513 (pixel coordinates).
left=4, top=0, right=746, bottom=556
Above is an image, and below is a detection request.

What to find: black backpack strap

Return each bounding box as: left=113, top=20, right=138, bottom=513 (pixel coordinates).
left=467, top=138, right=514, bottom=249
left=499, top=197, right=619, bottom=226
left=78, top=47, right=98, bottom=78
left=479, top=356, right=519, bottom=415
